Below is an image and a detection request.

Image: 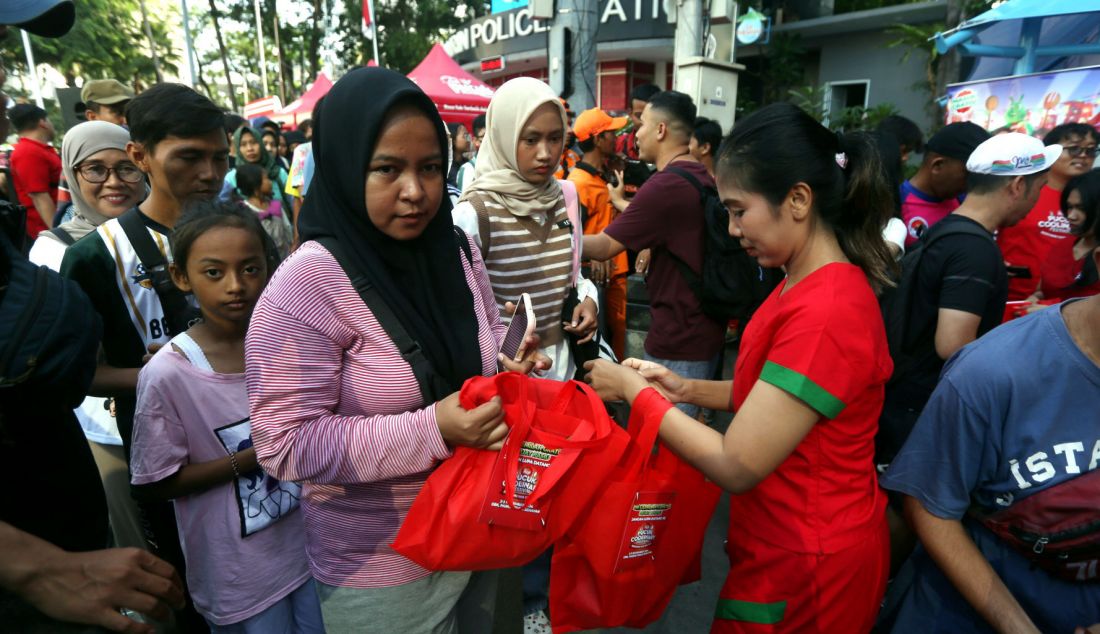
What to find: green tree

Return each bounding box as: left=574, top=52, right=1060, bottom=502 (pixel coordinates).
left=0, top=0, right=178, bottom=91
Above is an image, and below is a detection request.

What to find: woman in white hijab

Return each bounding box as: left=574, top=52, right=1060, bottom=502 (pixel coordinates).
left=28, top=120, right=145, bottom=270
left=26, top=120, right=148, bottom=556
left=453, top=77, right=599, bottom=384
left=450, top=76, right=600, bottom=633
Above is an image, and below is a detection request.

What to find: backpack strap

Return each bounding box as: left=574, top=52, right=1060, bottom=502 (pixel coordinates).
left=49, top=227, right=76, bottom=246
left=661, top=166, right=708, bottom=297
left=316, top=236, right=448, bottom=403
left=454, top=226, right=473, bottom=266
left=559, top=179, right=583, bottom=286
left=466, top=192, right=493, bottom=259
left=116, top=208, right=195, bottom=337
left=170, top=332, right=214, bottom=372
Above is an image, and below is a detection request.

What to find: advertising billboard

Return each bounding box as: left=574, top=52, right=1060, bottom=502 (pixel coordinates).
left=946, top=65, right=1100, bottom=136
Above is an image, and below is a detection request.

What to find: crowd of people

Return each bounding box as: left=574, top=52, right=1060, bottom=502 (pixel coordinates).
left=1, top=9, right=1099, bottom=634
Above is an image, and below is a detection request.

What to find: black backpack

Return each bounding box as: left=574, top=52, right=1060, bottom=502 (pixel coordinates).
left=664, top=166, right=784, bottom=325
left=0, top=233, right=101, bottom=403
left=879, top=218, right=994, bottom=387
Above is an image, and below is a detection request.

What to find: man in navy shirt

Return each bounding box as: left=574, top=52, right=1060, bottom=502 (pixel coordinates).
left=879, top=242, right=1100, bottom=631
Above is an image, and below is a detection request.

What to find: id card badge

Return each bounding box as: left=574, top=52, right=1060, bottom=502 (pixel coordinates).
left=614, top=491, right=676, bottom=572
left=479, top=440, right=561, bottom=531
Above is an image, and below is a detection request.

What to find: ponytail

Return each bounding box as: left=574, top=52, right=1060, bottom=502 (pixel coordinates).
left=716, top=103, right=896, bottom=291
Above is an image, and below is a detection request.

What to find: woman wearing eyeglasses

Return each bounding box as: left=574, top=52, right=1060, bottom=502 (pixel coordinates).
left=998, top=123, right=1098, bottom=300
left=29, top=121, right=146, bottom=270
left=26, top=120, right=149, bottom=558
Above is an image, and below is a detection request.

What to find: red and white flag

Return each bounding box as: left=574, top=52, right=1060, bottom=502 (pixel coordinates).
left=362, top=0, right=372, bottom=26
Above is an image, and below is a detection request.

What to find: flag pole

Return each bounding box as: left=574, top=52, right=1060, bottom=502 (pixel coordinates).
left=20, top=30, right=45, bottom=109
left=367, top=0, right=380, bottom=66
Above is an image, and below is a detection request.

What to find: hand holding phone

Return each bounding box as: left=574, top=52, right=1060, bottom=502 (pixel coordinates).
left=500, top=293, right=536, bottom=362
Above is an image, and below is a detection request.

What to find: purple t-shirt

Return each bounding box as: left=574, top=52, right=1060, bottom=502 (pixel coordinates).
left=901, top=180, right=960, bottom=247
left=131, top=346, right=311, bottom=626
left=605, top=160, right=725, bottom=360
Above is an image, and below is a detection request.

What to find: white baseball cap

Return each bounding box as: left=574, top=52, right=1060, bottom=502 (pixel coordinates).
left=966, top=132, right=1062, bottom=177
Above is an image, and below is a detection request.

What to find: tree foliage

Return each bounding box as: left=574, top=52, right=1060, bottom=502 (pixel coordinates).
left=0, top=0, right=178, bottom=92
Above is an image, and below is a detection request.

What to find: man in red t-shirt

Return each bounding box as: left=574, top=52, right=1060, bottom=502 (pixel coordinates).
left=615, top=84, right=659, bottom=161
left=8, top=103, right=60, bottom=238
left=998, top=123, right=1096, bottom=299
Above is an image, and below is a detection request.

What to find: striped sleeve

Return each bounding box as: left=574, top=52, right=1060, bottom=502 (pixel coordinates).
left=245, top=252, right=452, bottom=486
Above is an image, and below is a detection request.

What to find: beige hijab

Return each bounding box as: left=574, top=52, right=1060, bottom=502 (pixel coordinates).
left=459, top=77, right=567, bottom=217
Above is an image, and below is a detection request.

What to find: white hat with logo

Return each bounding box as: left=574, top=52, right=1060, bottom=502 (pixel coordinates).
left=966, top=132, right=1062, bottom=176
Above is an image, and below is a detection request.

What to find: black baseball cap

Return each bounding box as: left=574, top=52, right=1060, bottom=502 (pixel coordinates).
left=926, top=122, right=991, bottom=161
left=1, top=0, right=74, bottom=38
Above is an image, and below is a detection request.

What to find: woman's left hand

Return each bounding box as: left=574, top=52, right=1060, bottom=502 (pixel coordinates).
left=584, top=359, right=647, bottom=403
left=563, top=297, right=599, bottom=344
left=499, top=332, right=552, bottom=375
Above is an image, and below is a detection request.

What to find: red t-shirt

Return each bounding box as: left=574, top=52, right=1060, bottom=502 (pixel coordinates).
left=728, top=263, right=891, bottom=554
left=1039, top=238, right=1100, bottom=301
left=997, top=185, right=1074, bottom=300
left=9, top=136, right=61, bottom=237
left=604, top=161, right=725, bottom=361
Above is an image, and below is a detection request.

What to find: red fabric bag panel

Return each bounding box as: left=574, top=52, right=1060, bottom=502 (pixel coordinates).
left=550, top=388, right=722, bottom=633
left=392, top=372, right=630, bottom=571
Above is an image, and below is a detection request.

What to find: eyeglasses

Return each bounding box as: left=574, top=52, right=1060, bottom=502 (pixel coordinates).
left=1062, top=145, right=1099, bottom=158
left=76, top=163, right=144, bottom=184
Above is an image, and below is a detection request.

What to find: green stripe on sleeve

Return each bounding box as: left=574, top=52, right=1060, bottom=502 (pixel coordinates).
left=714, top=598, right=787, bottom=624
left=760, top=361, right=846, bottom=419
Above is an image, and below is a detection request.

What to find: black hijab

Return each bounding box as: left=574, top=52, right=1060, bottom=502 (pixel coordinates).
left=297, top=67, right=482, bottom=396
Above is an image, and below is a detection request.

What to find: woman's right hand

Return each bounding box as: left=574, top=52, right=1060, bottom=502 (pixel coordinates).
left=621, top=357, right=688, bottom=403
left=435, top=393, right=508, bottom=450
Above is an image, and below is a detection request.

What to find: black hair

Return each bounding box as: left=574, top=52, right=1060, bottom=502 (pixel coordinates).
left=223, top=113, right=247, bottom=136
left=1062, top=171, right=1100, bottom=238
left=1044, top=123, right=1099, bottom=146
left=235, top=163, right=266, bottom=199
left=261, top=128, right=279, bottom=145
left=127, top=84, right=224, bottom=152
left=716, top=102, right=896, bottom=291
left=260, top=120, right=280, bottom=134
left=871, top=130, right=904, bottom=218
left=966, top=169, right=1048, bottom=196
left=298, top=119, right=312, bottom=135
left=446, top=122, right=466, bottom=147
left=647, top=91, right=695, bottom=139
left=8, top=104, right=48, bottom=132
left=631, top=83, right=661, bottom=104
left=577, top=136, right=597, bottom=153
left=170, top=198, right=278, bottom=280
left=692, top=117, right=722, bottom=154
left=876, top=115, right=923, bottom=153
left=471, top=114, right=487, bottom=136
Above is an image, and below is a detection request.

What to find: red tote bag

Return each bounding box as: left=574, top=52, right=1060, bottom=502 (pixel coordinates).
left=549, top=388, right=722, bottom=633
left=392, top=372, right=629, bottom=571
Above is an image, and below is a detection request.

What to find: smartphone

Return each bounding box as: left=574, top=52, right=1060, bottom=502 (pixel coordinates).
left=500, top=293, right=536, bottom=362
left=1005, top=265, right=1032, bottom=279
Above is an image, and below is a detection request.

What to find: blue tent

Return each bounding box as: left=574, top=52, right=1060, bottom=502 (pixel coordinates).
left=936, top=0, right=1100, bottom=78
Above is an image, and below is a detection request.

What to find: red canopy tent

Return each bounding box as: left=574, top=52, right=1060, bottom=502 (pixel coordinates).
left=407, top=44, right=493, bottom=128
left=274, top=72, right=334, bottom=129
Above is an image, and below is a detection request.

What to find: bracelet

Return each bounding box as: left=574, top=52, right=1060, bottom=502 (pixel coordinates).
left=227, top=451, right=241, bottom=478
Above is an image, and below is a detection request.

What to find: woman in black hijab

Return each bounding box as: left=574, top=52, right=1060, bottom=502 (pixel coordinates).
left=245, top=67, right=546, bottom=632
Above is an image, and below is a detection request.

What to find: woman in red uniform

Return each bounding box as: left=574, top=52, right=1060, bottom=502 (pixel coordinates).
left=587, top=102, right=895, bottom=633
left=1032, top=171, right=1100, bottom=303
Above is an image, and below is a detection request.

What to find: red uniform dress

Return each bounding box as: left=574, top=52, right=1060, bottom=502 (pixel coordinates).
left=998, top=185, right=1074, bottom=300
left=1039, top=238, right=1100, bottom=301
left=714, top=263, right=891, bottom=634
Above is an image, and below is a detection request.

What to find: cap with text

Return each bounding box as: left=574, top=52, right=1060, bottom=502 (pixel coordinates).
left=573, top=108, right=628, bottom=142
left=966, top=132, right=1062, bottom=177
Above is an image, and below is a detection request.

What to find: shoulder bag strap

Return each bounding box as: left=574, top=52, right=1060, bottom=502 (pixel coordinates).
left=658, top=166, right=706, bottom=294
left=316, top=237, right=447, bottom=403
left=467, top=193, right=493, bottom=258
left=559, top=179, right=583, bottom=286
left=116, top=208, right=194, bottom=337
left=49, top=227, right=76, bottom=246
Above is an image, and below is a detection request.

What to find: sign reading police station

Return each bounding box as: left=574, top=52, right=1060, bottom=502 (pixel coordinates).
left=444, top=0, right=675, bottom=65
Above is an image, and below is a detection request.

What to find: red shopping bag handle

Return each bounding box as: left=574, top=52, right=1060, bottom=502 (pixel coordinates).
left=622, top=388, right=674, bottom=475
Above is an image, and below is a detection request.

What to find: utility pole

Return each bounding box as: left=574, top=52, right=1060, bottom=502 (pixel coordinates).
left=673, top=0, right=704, bottom=92
left=253, top=0, right=269, bottom=97
left=19, top=31, right=44, bottom=109
left=180, top=0, right=198, bottom=87
left=548, top=0, right=597, bottom=111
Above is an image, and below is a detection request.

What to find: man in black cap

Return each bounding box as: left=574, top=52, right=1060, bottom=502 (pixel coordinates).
left=900, top=122, right=991, bottom=248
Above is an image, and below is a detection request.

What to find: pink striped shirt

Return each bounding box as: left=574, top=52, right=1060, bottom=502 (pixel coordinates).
left=245, top=237, right=505, bottom=588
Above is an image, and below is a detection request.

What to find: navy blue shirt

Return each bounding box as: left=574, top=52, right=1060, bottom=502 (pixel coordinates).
left=880, top=301, right=1100, bottom=632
